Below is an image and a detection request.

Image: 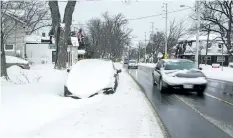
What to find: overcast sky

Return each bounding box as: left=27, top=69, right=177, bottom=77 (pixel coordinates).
left=57, top=0, right=196, bottom=47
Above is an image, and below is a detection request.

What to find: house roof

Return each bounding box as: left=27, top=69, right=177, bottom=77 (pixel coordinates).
left=25, top=34, right=55, bottom=44
left=178, top=34, right=225, bottom=42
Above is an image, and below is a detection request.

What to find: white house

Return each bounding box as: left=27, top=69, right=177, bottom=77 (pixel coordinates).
left=25, top=34, right=81, bottom=65
left=176, top=33, right=232, bottom=66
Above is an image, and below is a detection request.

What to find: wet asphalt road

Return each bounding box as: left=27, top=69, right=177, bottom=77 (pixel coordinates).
left=124, top=65, right=233, bottom=138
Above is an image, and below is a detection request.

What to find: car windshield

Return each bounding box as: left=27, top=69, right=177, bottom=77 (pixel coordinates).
left=129, top=60, right=136, bottom=63
left=164, top=61, right=196, bottom=70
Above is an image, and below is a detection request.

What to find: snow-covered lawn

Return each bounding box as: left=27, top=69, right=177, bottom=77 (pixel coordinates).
left=0, top=63, right=163, bottom=138
left=138, top=63, right=156, bottom=68
left=199, top=64, right=233, bottom=82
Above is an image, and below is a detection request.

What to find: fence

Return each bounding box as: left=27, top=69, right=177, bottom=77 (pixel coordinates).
left=25, top=58, right=49, bottom=65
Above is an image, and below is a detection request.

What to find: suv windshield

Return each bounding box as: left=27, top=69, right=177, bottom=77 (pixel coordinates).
left=164, top=61, right=196, bottom=70
left=129, top=60, right=136, bottom=63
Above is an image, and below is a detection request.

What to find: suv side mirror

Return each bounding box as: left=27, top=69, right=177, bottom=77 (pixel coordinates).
left=117, top=69, right=122, bottom=74
left=198, top=67, right=202, bottom=70
left=67, top=69, right=70, bottom=73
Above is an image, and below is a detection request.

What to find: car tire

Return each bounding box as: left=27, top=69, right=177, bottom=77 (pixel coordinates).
left=64, top=86, right=71, bottom=97
left=113, top=77, right=118, bottom=91
left=135, top=66, right=138, bottom=69
left=159, top=78, right=167, bottom=93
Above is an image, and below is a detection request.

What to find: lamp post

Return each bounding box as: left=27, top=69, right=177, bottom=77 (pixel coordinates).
left=180, top=1, right=200, bottom=68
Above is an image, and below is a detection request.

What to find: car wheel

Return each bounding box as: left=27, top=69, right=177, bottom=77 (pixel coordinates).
left=136, top=66, right=138, bottom=69
left=159, top=78, right=166, bottom=93
left=64, top=86, right=71, bottom=97
left=113, top=78, right=118, bottom=91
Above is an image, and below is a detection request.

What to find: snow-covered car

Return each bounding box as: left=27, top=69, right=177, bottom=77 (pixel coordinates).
left=5, top=56, right=30, bottom=69
left=128, top=60, right=138, bottom=69
left=152, top=59, right=207, bottom=96
left=64, top=59, right=122, bottom=99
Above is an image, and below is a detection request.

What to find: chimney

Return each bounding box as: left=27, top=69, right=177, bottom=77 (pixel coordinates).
left=42, top=32, right=45, bottom=37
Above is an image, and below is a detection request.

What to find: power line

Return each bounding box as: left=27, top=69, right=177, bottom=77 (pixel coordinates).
left=128, top=8, right=190, bottom=21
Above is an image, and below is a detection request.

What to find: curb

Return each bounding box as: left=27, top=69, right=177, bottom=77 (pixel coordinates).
left=126, top=71, right=170, bottom=138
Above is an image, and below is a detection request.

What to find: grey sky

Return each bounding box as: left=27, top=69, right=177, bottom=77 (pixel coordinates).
left=58, top=0, right=196, bottom=46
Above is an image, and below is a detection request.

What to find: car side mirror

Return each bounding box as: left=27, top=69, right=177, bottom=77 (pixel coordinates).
left=198, top=67, right=202, bottom=70
left=156, top=66, right=160, bottom=70
left=117, top=69, right=122, bottom=74
left=67, top=69, right=70, bottom=73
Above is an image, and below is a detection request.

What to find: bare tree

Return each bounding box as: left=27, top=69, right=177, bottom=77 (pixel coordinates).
left=147, top=20, right=184, bottom=61
left=86, top=12, right=132, bottom=59
left=1, top=1, right=50, bottom=78
left=49, top=0, right=76, bottom=69
left=199, top=0, right=233, bottom=54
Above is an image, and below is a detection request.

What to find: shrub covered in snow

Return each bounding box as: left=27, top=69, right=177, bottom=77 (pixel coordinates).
left=5, top=65, right=41, bottom=84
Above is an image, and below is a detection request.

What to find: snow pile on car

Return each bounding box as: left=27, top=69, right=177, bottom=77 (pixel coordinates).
left=5, top=56, right=28, bottom=64
left=162, top=69, right=207, bottom=85
left=66, top=59, right=116, bottom=98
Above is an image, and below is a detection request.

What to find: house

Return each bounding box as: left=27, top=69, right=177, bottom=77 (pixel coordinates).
left=175, top=34, right=233, bottom=66
left=25, top=34, right=82, bottom=65
left=2, top=11, right=29, bottom=58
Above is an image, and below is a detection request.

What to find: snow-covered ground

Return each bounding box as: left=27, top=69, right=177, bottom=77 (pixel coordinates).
left=138, top=63, right=156, bottom=68
left=199, top=64, right=233, bottom=82
left=0, top=63, right=163, bottom=138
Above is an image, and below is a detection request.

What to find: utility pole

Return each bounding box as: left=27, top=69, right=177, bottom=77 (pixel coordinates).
left=138, top=43, right=141, bottom=63
left=195, top=1, right=200, bottom=68
left=144, top=32, right=147, bottom=63
left=151, top=22, right=154, bottom=63
left=165, top=3, right=168, bottom=56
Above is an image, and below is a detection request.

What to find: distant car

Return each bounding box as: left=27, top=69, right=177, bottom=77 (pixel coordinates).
left=124, top=59, right=129, bottom=64
left=64, top=59, right=122, bottom=99
left=152, top=59, right=207, bottom=96
left=5, top=56, right=30, bottom=69
left=128, top=60, right=138, bottom=69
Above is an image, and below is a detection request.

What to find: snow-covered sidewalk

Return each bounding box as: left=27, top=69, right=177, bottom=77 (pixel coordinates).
left=0, top=64, right=164, bottom=138
left=199, top=64, right=233, bottom=83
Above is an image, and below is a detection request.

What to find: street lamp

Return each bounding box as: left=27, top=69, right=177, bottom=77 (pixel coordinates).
left=180, top=2, right=200, bottom=68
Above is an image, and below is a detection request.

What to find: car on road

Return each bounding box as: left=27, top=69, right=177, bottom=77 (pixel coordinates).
left=128, top=60, right=138, bottom=69
left=152, top=59, right=207, bottom=95
left=64, top=59, right=122, bottom=99
left=123, top=58, right=129, bottom=64
left=5, top=56, right=30, bottom=69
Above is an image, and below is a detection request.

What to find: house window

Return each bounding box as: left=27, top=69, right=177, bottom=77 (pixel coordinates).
left=5, top=44, right=14, bottom=51
left=218, top=43, right=222, bottom=48
left=217, top=56, right=225, bottom=62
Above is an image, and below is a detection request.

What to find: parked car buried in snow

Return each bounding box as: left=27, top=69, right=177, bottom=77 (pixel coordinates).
left=5, top=56, right=30, bottom=69
left=64, top=59, right=122, bottom=99
left=152, top=59, right=207, bottom=96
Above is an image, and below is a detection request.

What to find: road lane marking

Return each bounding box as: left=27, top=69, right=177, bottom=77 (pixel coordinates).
left=205, top=93, right=233, bottom=106
left=175, top=95, right=233, bottom=138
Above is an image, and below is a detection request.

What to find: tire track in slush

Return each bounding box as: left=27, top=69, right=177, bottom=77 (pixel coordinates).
left=175, top=95, right=233, bottom=138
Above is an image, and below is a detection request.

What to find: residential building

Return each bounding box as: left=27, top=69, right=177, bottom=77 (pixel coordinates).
left=175, top=34, right=233, bottom=66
